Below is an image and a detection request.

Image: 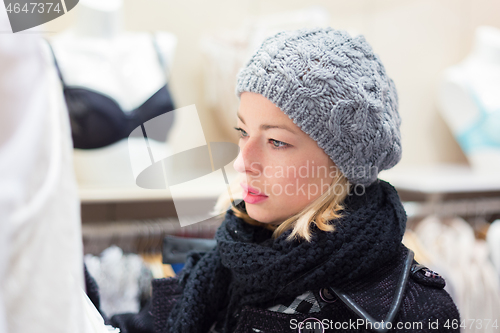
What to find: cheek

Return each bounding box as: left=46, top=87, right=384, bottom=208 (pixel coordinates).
left=272, top=160, right=332, bottom=203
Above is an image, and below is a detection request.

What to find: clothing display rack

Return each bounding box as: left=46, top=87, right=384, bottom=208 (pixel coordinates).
left=380, top=164, right=500, bottom=228
left=82, top=217, right=223, bottom=255
left=381, top=165, right=500, bottom=330
left=79, top=169, right=234, bottom=254
left=81, top=164, right=500, bottom=254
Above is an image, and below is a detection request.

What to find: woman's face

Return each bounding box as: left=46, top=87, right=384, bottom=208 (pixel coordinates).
left=233, top=92, right=337, bottom=225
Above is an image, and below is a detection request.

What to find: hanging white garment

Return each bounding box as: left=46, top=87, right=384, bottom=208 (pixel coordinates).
left=0, top=7, right=98, bottom=333
left=486, top=219, right=500, bottom=278
left=414, top=216, right=500, bottom=333
left=84, top=246, right=150, bottom=318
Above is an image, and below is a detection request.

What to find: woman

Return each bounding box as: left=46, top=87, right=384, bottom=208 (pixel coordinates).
left=113, top=27, right=460, bottom=333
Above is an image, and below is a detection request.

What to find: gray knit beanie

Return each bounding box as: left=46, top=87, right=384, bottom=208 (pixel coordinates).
left=235, top=27, right=401, bottom=186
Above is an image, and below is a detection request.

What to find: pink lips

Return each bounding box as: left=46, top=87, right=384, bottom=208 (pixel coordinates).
left=241, top=183, right=269, bottom=204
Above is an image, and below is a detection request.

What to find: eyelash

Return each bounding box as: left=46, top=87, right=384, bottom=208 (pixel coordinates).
left=234, top=127, right=290, bottom=150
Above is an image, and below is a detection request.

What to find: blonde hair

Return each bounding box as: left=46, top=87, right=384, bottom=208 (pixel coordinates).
left=212, top=172, right=351, bottom=242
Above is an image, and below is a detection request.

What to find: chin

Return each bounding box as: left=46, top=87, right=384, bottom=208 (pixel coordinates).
left=246, top=205, right=283, bottom=224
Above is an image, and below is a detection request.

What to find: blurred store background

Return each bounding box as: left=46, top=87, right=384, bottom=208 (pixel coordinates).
left=42, top=0, right=500, bottom=327
left=44, top=0, right=500, bottom=166
left=1, top=0, right=499, bottom=331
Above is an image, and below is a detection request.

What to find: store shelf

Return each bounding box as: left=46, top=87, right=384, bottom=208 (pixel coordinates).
left=79, top=169, right=239, bottom=203
left=380, top=164, right=500, bottom=221
left=380, top=164, right=500, bottom=193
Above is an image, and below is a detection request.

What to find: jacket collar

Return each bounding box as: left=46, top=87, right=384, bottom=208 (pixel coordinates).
left=328, top=246, right=414, bottom=332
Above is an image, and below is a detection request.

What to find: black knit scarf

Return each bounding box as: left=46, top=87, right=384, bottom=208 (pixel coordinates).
left=165, top=179, right=407, bottom=333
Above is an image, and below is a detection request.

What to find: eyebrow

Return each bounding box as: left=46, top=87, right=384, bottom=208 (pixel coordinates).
left=237, top=112, right=298, bottom=135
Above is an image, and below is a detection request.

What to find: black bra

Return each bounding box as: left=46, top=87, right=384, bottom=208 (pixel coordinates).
left=48, top=36, right=175, bottom=149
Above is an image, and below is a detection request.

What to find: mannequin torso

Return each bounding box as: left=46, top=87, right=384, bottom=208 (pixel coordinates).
left=47, top=0, right=177, bottom=188
left=439, top=26, right=500, bottom=171
left=50, top=0, right=177, bottom=112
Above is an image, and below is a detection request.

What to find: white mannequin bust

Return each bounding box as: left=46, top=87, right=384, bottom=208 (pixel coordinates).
left=438, top=26, right=500, bottom=172
left=48, top=0, right=177, bottom=189
left=50, top=0, right=177, bottom=112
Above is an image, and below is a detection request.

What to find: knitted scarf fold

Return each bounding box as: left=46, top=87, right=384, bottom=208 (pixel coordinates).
left=165, top=179, right=407, bottom=333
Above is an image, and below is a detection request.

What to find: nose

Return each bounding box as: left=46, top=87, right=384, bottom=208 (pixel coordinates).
left=233, top=150, right=246, bottom=173
left=233, top=138, right=261, bottom=175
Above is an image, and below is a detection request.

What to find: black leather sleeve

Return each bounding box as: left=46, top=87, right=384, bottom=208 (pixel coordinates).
left=108, top=300, right=154, bottom=333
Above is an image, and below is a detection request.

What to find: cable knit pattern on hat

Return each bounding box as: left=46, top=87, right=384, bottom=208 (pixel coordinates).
left=236, top=27, right=401, bottom=186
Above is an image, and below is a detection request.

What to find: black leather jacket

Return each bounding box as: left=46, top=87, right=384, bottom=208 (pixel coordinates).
left=106, top=245, right=460, bottom=333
